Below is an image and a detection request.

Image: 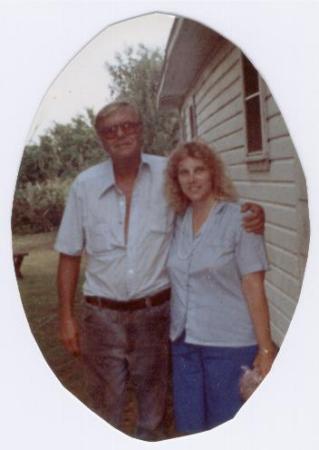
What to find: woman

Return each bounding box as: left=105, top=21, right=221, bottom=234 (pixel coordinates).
left=165, top=140, right=276, bottom=434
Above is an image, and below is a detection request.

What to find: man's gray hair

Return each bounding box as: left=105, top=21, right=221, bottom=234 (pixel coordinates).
left=94, top=101, right=142, bottom=130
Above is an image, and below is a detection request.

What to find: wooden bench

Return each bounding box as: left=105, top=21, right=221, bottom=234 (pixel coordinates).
left=13, top=252, right=29, bottom=279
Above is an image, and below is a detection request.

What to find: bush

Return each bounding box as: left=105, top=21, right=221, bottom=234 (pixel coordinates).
left=18, top=110, right=104, bottom=186
left=12, top=178, right=72, bottom=234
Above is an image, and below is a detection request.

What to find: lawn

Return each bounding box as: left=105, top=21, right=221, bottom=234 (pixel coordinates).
left=13, top=232, right=175, bottom=439
left=13, top=232, right=88, bottom=405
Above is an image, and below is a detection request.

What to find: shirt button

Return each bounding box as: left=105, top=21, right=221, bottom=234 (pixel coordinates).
left=128, top=269, right=134, bottom=276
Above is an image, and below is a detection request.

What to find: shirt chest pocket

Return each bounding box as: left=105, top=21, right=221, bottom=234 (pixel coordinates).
left=149, top=207, right=174, bottom=237
left=85, top=223, right=122, bottom=255
left=205, top=242, right=235, bottom=270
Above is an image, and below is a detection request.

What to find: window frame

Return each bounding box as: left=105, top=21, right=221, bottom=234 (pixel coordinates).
left=241, top=53, right=270, bottom=172
left=185, top=94, right=197, bottom=140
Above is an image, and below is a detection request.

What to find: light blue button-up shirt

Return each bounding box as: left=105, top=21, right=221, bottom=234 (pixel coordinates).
left=167, top=201, right=269, bottom=347
left=54, top=154, right=174, bottom=300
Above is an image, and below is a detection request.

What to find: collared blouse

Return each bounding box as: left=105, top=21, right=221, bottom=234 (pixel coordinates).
left=167, top=201, right=269, bottom=347
left=54, top=154, right=174, bottom=300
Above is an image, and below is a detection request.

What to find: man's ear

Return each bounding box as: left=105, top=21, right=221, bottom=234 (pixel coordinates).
left=96, top=133, right=108, bottom=153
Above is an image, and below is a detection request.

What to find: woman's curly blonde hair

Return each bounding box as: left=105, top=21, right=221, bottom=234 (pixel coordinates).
left=165, top=140, right=238, bottom=214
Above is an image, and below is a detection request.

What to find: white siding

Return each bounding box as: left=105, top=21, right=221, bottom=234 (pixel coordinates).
left=180, top=41, right=309, bottom=346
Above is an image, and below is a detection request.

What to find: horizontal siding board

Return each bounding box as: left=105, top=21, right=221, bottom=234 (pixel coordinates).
left=298, top=174, right=308, bottom=200
left=263, top=204, right=297, bottom=230
left=265, top=223, right=298, bottom=254
left=198, top=97, right=243, bottom=135
left=197, top=80, right=242, bottom=131
left=269, top=303, right=291, bottom=345
left=269, top=301, right=291, bottom=330
left=195, top=42, right=234, bottom=99
left=196, top=46, right=239, bottom=107
left=299, top=255, right=308, bottom=280
left=235, top=181, right=297, bottom=206
left=270, top=322, right=284, bottom=347
left=267, top=114, right=290, bottom=140
left=218, top=146, right=246, bottom=165
left=295, top=158, right=308, bottom=200
left=206, top=129, right=245, bottom=152
left=229, top=159, right=296, bottom=182
left=197, top=67, right=241, bottom=121
left=297, top=200, right=310, bottom=256
left=266, top=282, right=298, bottom=318
left=266, top=243, right=299, bottom=278
left=231, top=201, right=298, bottom=232
left=300, top=222, right=310, bottom=257
left=266, top=266, right=301, bottom=300
left=198, top=105, right=243, bottom=139
left=197, top=58, right=240, bottom=111
left=268, top=136, right=297, bottom=160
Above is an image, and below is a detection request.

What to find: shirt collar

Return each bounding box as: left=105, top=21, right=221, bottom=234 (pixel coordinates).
left=97, top=153, right=152, bottom=198
left=186, top=200, right=227, bottom=217
left=214, top=200, right=227, bottom=214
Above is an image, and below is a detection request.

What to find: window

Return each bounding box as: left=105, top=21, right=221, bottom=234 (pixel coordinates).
left=189, top=95, right=198, bottom=139
left=241, top=53, right=269, bottom=171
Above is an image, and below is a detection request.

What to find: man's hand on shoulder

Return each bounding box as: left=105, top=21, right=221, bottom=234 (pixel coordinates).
left=241, top=202, right=265, bottom=235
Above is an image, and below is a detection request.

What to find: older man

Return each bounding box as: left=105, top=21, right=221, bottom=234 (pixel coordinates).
left=55, top=101, right=264, bottom=440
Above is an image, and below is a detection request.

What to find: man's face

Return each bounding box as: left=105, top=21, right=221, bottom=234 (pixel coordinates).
left=96, top=106, right=143, bottom=162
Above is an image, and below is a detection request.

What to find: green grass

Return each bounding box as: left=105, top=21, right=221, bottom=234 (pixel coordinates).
left=12, top=232, right=176, bottom=439
left=13, top=232, right=88, bottom=405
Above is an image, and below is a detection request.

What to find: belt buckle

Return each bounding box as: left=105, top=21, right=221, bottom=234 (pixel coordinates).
left=145, top=297, right=152, bottom=308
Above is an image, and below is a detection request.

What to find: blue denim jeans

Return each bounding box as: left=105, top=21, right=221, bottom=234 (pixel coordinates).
left=171, top=335, right=257, bottom=433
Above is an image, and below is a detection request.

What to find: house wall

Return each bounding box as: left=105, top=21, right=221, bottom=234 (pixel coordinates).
left=181, top=40, right=309, bottom=345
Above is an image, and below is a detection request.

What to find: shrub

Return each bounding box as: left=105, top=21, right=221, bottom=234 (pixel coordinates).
left=12, top=178, right=72, bottom=234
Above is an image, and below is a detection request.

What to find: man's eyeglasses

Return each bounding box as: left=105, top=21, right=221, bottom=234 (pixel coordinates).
left=97, top=121, right=141, bottom=140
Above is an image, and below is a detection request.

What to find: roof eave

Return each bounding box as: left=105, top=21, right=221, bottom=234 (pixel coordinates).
left=157, top=18, right=223, bottom=109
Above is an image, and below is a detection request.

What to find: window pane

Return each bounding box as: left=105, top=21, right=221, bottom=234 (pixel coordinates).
left=243, top=55, right=259, bottom=97
left=246, top=97, right=262, bottom=152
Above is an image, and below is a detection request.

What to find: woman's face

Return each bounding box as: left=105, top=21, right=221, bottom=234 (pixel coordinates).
left=177, top=156, right=214, bottom=204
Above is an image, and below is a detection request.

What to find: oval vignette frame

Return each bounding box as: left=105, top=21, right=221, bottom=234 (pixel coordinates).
left=3, top=3, right=319, bottom=450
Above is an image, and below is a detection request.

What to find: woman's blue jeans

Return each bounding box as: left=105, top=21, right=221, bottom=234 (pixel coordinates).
left=171, top=335, right=257, bottom=433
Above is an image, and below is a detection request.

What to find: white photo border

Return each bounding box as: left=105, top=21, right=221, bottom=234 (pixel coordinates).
left=1, top=1, right=319, bottom=449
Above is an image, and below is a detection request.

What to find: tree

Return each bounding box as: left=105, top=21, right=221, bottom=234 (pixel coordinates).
left=106, top=44, right=179, bottom=155
left=13, top=110, right=105, bottom=233
left=18, top=109, right=103, bottom=185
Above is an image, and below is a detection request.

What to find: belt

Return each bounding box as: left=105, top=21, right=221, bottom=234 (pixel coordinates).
left=85, top=288, right=171, bottom=312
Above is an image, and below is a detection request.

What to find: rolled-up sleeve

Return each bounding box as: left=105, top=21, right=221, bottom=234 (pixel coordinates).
left=235, top=216, right=269, bottom=277
left=54, top=179, right=84, bottom=256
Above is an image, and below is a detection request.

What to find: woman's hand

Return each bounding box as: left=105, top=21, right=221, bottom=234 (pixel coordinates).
left=241, top=202, right=265, bottom=234
left=253, top=344, right=278, bottom=378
